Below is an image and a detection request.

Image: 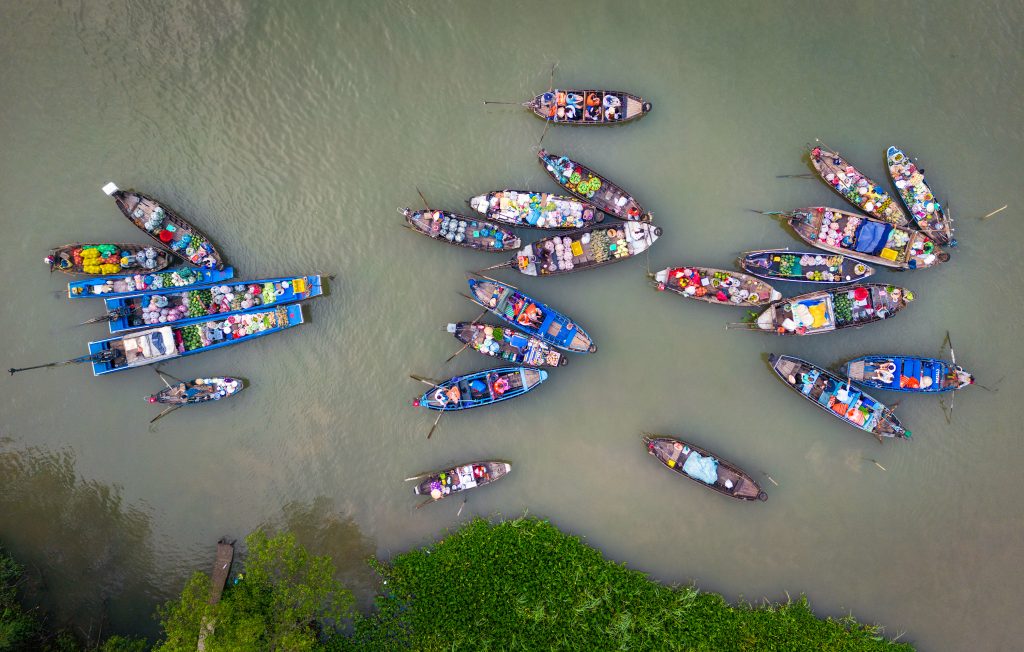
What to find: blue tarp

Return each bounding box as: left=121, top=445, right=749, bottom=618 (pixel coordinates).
left=853, top=221, right=892, bottom=255
left=682, top=452, right=718, bottom=485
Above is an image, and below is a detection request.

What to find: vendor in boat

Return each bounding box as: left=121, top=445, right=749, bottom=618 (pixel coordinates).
left=517, top=303, right=543, bottom=328
left=491, top=375, right=510, bottom=397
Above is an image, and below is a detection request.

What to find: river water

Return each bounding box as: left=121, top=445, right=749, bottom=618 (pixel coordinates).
left=1, top=1, right=1022, bottom=648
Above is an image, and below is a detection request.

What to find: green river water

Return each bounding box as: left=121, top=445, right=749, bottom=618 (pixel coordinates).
left=1, top=1, right=1022, bottom=648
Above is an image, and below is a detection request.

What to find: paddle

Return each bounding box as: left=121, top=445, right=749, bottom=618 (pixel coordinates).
left=862, top=458, right=887, bottom=471
left=426, top=410, right=445, bottom=439
left=943, top=331, right=958, bottom=423
left=775, top=174, right=815, bottom=180
left=482, top=100, right=520, bottom=105
left=416, top=187, right=432, bottom=212
left=77, top=307, right=127, bottom=326
left=457, top=499, right=467, bottom=517
left=414, top=497, right=435, bottom=509
left=762, top=472, right=779, bottom=487
left=9, top=350, right=114, bottom=375
left=410, top=374, right=452, bottom=439
left=475, top=260, right=514, bottom=273
left=748, top=209, right=789, bottom=217
left=978, top=204, right=1008, bottom=221
left=149, top=404, right=183, bottom=425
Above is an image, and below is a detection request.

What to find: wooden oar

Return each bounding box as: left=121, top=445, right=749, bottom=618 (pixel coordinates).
left=149, top=404, right=184, bottom=424
left=77, top=307, right=126, bottom=326
left=762, top=472, right=779, bottom=487
left=978, top=204, right=1008, bottom=221
left=776, top=174, right=815, bottom=180
left=416, top=187, right=432, bottom=212
left=9, top=350, right=113, bottom=375
left=426, top=409, right=445, bottom=439
left=475, top=260, right=513, bottom=273
left=862, top=458, right=887, bottom=471
left=444, top=308, right=489, bottom=363
left=409, top=374, right=441, bottom=387
left=404, top=472, right=433, bottom=482
left=482, top=100, right=520, bottom=105
left=749, top=209, right=789, bottom=216
left=457, top=499, right=467, bottom=516
left=414, top=497, right=435, bottom=509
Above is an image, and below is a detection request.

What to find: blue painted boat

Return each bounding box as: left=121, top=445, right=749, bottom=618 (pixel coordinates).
left=413, top=367, right=548, bottom=411
left=466, top=275, right=596, bottom=353
left=843, top=355, right=973, bottom=394
left=768, top=354, right=910, bottom=441
left=100, top=275, right=322, bottom=334
left=86, top=303, right=304, bottom=376
left=67, top=267, right=235, bottom=299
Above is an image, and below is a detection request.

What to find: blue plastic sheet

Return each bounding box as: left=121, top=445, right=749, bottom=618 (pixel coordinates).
left=682, top=452, right=718, bottom=485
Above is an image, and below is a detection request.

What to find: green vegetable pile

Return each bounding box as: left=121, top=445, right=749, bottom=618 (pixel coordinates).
left=180, top=324, right=203, bottom=351
left=187, top=289, right=212, bottom=317
left=833, top=292, right=853, bottom=324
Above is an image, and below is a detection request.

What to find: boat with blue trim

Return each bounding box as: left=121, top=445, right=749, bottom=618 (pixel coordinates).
left=525, top=89, right=651, bottom=125
left=843, top=355, right=973, bottom=394
left=465, top=275, right=596, bottom=353
left=886, top=146, right=955, bottom=246
left=447, top=321, right=566, bottom=368
left=468, top=190, right=601, bottom=229
left=68, top=267, right=235, bottom=299
left=753, top=283, right=912, bottom=335
left=412, top=367, right=548, bottom=411
left=738, top=249, right=874, bottom=284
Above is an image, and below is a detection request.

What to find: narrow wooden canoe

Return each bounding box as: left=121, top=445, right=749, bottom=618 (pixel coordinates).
left=886, top=146, right=955, bottom=246
left=148, top=377, right=244, bottom=405
left=738, top=249, right=874, bottom=284
left=68, top=267, right=234, bottom=300
left=102, top=275, right=322, bottom=334
left=754, top=283, right=912, bottom=335
left=784, top=207, right=948, bottom=270
left=87, top=303, right=304, bottom=376
left=466, top=275, right=596, bottom=353
left=413, top=461, right=512, bottom=503
left=402, top=208, right=520, bottom=252
left=652, top=266, right=780, bottom=306
left=809, top=146, right=910, bottom=226
left=642, top=435, right=767, bottom=501
left=768, top=354, right=910, bottom=440
left=447, top=321, right=567, bottom=368
left=538, top=149, right=651, bottom=221
left=412, top=367, right=548, bottom=411
left=103, top=183, right=225, bottom=269
left=525, top=89, right=651, bottom=125
left=843, top=355, right=974, bottom=394
left=468, top=190, right=601, bottom=229
left=513, top=222, right=660, bottom=276
left=47, top=243, right=176, bottom=276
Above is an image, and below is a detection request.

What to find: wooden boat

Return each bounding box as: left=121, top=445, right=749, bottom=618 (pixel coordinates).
left=46, top=243, right=176, bottom=276
left=468, top=190, right=601, bottom=229
left=538, top=149, right=651, bottom=221
left=652, top=266, right=780, bottom=306
left=103, top=183, right=225, bottom=269
left=148, top=376, right=244, bottom=405
left=808, top=146, right=910, bottom=226
left=87, top=303, right=304, bottom=376
left=466, top=275, right=596, bottom=353
left=886, top=146, right=955, bottom=246
left=68, top=266, right=234, bottom=300
left=412, top=367, right=548, bottom=411
left=844, top=355, right=974, bottom=393
left=642, top=435, right=767, bottom=501
left=401, top=208, right=520, bottom=252
left=525, top=89, right=651, bottom=125
left=413, top=461, right=512, bottom=503
left=447, top=321, right=567, bottom=368
left=738, top=249, right=874, bottom=284
left=768, top=354, right=910, bottom=440
left=783, top=207, right=948, bottom=270
left=511, top=222, right=660, bottom=276
left=754, top=283, right=912, bottom=335
left=101, top=275, right=322, bottom=334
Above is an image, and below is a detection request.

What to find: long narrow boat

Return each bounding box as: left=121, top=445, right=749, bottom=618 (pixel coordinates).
left=87, top=304, right=304, bottom=376
left=511, top=222, right=660, bottom=276
left=47, top=243, right=176, bottom=276
left=447, top=322, right=567, bottom=368
left=412, top=367, right=548, bottom=411
left=466, top=275, right=596, bottom=353
left=843, top=355, right=974, bottom=394
left=886, top=146, right=955, bottom=246
left=782, top=207, right=948, bottom=270
left=525, top=89, right=651, bottom=125
left=413, top=461, right=512, bottom=503
left=738, top=249, right=874, bottom=284
left=642, top=435, right=767, bottom=501
left=753, top=283, right=912, bottom=335
left=468, top=190, right=601, bottom=229
left=101, top=275, right=322, bottom=334
left=103, top=183, right=225, bottom=269
left=538, top=149, right=651, bottom=221
left=652, top=266, right=780, bottom=306
left=68, top=267, right=234, bottom=300
left=148, top=377, right=244, bottom=405
left=808, top=146, right=910, bottom=226
left=401, top=208, right=520, bottom=252
left=768, top=354, right=910, bottom=440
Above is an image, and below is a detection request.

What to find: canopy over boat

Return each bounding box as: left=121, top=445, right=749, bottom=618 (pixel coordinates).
left=808, top=147, right=910, bottom=226
left=538, top=149, right=651, bottom=221
left=103, top=183, right=225, bottom=269
left=738, top=249, right=874, bottom=284
left=68, top=267, right=234, bottom=300
left=525, top=89, right=651, bottom=125
left=886, top=146, right=955, bottom=246
left=402, top=208, right=520, bottom=252
left=653, top=266, right=780, bottom=306
left=413, top=461, right=512, bottom=502
left=466, top=275, right=596, bottom=353
left=148, top=377, right=245, bottom=405
left=844, top=355, right=973, bottom=393
left=47, top=243, right=176, bottom=276
left=514, top=222, right=660, bottom=276
left=413, top=367, right=547, bottom=411
left=468, top=190, right=601, bottom=229
left=754, top=283, right=912, bottom=335
left=643, top=435, right=766, bottom=501
left=768, top=354, right=910, bottom=440
left=786, top=207, right=948, bottom=270
left=447, top=322, right=566, bottom=368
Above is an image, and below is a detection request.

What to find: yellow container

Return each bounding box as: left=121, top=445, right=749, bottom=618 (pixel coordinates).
left=879, top=248, right=899, bottom=261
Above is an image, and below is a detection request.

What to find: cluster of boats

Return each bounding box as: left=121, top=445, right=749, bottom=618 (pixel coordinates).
left=15, top=183, right=325, bottom=422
